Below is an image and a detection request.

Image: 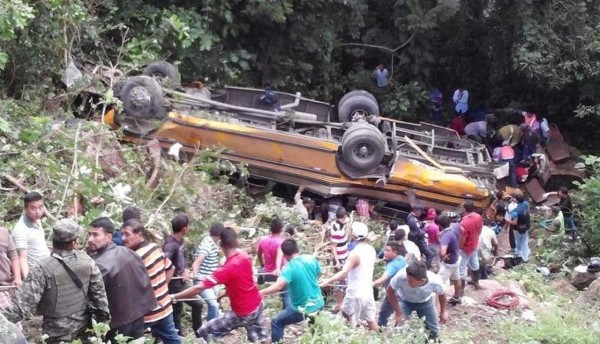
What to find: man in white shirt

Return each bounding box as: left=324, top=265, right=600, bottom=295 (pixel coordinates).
left=12, top=192, right=50, bottom=278
left=453, top=88, right=469, bottom=114
left=320, top=222, right=378, bottom=331
left=394, top=226, right=422, bottom=263
left=387, top=261, right=448, bottom=340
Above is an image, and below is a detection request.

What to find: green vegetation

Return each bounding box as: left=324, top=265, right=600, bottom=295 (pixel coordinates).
left=497, top=268, right=600, bottom=344
left=3, top=1, right=600, bottom=142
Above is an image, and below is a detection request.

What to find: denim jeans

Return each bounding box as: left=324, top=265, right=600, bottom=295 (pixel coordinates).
left=146, top=313, right=181, bottom=344
left=271, top=306, right=308, bottom=343
left=459, top=249, right=480, bottom=279
left=502, top=158, right=517, bottom=187
left=415, top=239, right=434, bottom=269
left=377, top=295, right=394, bottom=327
left=515, top=231, right=530, bottom=262
left=199, top=286, right=221, bottom=321
left=258, top=267, right=291, bottom=310
left=399, top=297, right=440, bottom=339
left=564, top=215, right=578, bottom=239
left=170, top=282, right=202, bottom=337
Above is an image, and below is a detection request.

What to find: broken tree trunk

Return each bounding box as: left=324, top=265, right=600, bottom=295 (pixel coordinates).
left=4, top=175, right=58, bottom=222
left=146, top=139, right=162, bottom=188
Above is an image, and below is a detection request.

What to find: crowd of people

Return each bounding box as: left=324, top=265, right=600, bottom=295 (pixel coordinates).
left=0, top=177, right=573, bottom=344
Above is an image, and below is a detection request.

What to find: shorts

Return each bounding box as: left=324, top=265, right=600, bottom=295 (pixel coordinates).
left=438, top=261, right=460, bottom=282
left=341, top=296, right=376, bottom=327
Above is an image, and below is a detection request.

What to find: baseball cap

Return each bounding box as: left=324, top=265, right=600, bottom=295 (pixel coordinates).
left=426, top=208, right=437, bottom=220
left=53, top=219, right=84, bottom=243
left=351, top=222, right=369, bottom=240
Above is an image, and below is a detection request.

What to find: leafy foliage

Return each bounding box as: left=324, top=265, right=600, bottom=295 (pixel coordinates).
left=572, top=155, right=600, bottom=257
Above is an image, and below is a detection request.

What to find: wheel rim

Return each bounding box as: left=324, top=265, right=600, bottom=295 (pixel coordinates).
left=118, top=116, right=163, bottom=135
left=354, top=143, right=374, bottom=161
left=129, top=86, right=152, bottom=109
left=151, top=72, right=169, bottom=86
left=350, top=108, right=370, bottom=121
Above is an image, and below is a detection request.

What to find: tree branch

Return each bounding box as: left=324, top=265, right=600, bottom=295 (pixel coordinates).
left=3, top=175, right=58, bottom=222
left=337, top=31, right=416, bottom=55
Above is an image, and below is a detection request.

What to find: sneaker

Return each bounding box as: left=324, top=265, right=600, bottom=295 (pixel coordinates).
left=448, top=296, right=462, bottom=305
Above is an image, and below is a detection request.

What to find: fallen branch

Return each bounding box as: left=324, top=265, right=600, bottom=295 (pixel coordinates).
left=58, top=122, right=82, bottom=217
left=3, top=175, right=57, bottom=222
left=146, top=146, right=199, bottom=227
left=146, top=139, right=162, bottom=188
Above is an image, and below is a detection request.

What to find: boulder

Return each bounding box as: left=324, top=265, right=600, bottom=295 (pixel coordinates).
left=446, top=279, right=531, bottom=310
left=500, top=280, right=531, bottom=309
left=549, top=276, right=577, bottom=295
left=491, top=265, right=507, bottom=276
left=547, top=263, right=562, bottom=273
left=581, top=278, right=600, bottom=303
left=570, top=265, right=599, bottom=290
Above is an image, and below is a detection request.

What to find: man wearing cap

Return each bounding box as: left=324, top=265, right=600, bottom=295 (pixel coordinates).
left=87, top=217, right=157, bottom=342
left=406, top=205, right=433, bottom=268
left=320, top=222, right=378, bottom=331
left=2, top=219, right=110, bottom=344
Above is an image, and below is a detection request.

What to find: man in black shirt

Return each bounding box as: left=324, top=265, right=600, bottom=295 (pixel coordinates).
left=544, top=187, right=576, bottom=240
left=163, top=214, right=203, bottom=337
left=406, top=205, right=433, bottom=268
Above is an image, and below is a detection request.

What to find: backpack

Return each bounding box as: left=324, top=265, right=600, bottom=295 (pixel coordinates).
left=515, top=204, right=531, bottom=234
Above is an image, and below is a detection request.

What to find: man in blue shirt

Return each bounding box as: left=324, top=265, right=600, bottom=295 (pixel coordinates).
left=373, top=242, right=407, bottom=327
left=506, top=193, right=531, bottom=262
left=436, top=214, right=463, bottom=305
left=260, top=239, right=324, bottom=343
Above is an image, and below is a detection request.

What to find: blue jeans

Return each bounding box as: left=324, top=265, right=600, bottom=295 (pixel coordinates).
left=459, top=249, right=480, bottom=279
left=271, top=306, right=308, bottom=343
left=515, top=231, right=530, bottom=262
left=258, top=267, right=291, bottom=310
left=502, top=158, right=517, bottom=187
left=199, top=286, right=221, bottom=321
left=146, top=313, right=181, bottom=344
left=399, top=297, right=440, bottom=338
left=564, top=215, right=578, bottom=239
left=377, top=295, right=394, bottom=327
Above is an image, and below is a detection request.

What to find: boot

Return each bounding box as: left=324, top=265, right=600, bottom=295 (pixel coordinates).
left=459, top=279, right=466, bottom=297
left=470, top=269, right=483, bottom=290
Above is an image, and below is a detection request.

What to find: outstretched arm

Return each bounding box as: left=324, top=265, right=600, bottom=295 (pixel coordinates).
left=260, top=278, right=287, bottom=296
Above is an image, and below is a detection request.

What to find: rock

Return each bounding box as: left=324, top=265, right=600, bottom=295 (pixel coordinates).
left=549, top=276, right=577, bottom=295
left=547, top=263, right=561, bottom=273
left=521, top=309, right=537, bottom=322
left=581, top=278, right=600, bottom=303
left=500, top=280, right=531, bottom=309
left=491, top=265, right=507, bottom=276
left=461, top=296, right=478, bottom=306
left=451, top=279, right=532, bottom=310
left=570, top=265, right=599, bottom=290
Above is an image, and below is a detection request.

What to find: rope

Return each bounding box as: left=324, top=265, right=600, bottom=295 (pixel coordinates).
left=175, top=291, right=288, bottom=302
left=486, top=290, right=520, bottom=310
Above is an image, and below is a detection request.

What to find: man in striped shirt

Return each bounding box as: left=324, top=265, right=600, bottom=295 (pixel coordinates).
left=329, top=207, right=351, bottom=312
left=191, top=222, right=224, bottom=321
left=329, top=207, right=350, bottom=267
left=122, top=219, right=180, bottom=344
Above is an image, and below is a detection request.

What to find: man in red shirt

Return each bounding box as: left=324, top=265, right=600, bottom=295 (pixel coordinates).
left=171, top=228, right=268, bottom=343
left=458, top=201, right=484, bottom=298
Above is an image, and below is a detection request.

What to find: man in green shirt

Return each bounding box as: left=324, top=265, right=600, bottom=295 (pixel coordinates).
left=260, top=239, right=324, bottom=343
